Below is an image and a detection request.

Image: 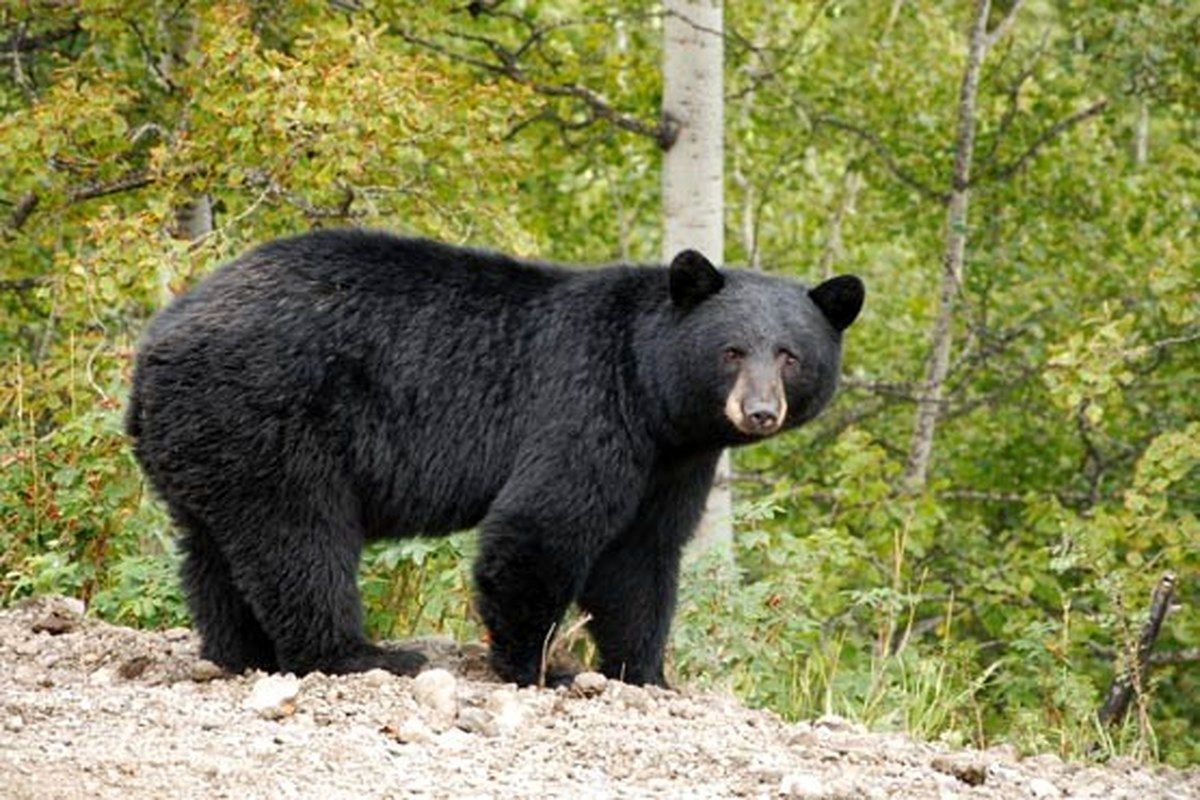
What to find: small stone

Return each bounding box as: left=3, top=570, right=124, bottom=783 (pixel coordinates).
left=190, top=660, right=225, bottom=682
left=455, top=706, right=497, bottom=737
left=31, top=598, right=84, bottom=635
left=243, top=674, right=300, bottom=720
left=932, top=754, right=988, bottom=786
left=485, top=690, right=527, bottom=736
left=1028, top=777, right=1061, bottom=798
left=360, top=668, right=392, bottom=687
left=163, top=627, right=192, bottom=642
left=412, top=668, right=458, bottom=728
left=616, top=684, right=650, bottom=712
left=571, top=671, right=607, bottom=697
left=393, top=716, right=433, bottom=744
left=88, top=667, right=117, bottom=687
left=4, top=715, right=24, bottom=733
left=118, top=655, right=153, bottom=680
left=779, top=772, right=826, bottom=798
left=814, top=713, right=865, bottom=734
left=14, top=639, right=39, bottom=657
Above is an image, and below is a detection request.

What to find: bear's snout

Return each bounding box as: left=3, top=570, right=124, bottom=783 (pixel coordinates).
left=724, top=366, right=788, bottom=437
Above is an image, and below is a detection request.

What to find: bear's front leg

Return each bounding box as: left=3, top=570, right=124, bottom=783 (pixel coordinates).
left=473, top=436, right=646, bottom=687
left=473, top=517, right=588, bottom=687
left=580, top=448, right=720, bottom=687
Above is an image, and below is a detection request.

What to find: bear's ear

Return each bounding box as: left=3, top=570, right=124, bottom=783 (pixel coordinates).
left=809, top=275, right=864, bottom=332
left=669, top=250, right=725, bottom=308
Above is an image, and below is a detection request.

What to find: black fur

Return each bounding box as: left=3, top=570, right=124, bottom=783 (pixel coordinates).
left=127, top=229, right=863, bottom=685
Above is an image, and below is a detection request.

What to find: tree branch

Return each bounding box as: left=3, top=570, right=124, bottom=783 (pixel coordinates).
left=1097, top=573, right=1176, bottom=727
left=391, top=22, right=670, bottom=147
left=984, top=0, right=1024, bottom=50
left=68, top=171, right=155, bottom=202
left=6, top=190, right=38, bottom=231
left=979, top=99, right=1108, bottom=185
left=812, top=114, right=948, bottom=204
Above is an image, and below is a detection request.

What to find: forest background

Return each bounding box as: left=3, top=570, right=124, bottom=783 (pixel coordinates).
left=1, top=0, right=1196, bottom=766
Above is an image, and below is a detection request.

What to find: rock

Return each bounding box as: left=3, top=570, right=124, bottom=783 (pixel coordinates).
left=31, top=598, right=84, bottom=635
left=455, top=706, right=497, bottom=737
left=243, top=674, right=300, bottom=720
left=1029, top=777, right=1061, bottom=798
left=88, top=667, right=117, bottom=687
left=814, top=713, right=865, bottom=734
left=163, top=627, right=192, bottom=642
left=616, top=684, right=651, bottom=712
left=787, top=727, right=820, bottom=748
left=4, top=715, right=24, bottom=733
left=780, top=772, right=827, bottom=798
left=931, top=754, right=988, bottom=786
left=14, top=638, right=39, bottom=657
left=118, top=655, right=153, bottom=680
left=359, top=668, right=392, bottom=687
left=392, top=716, right=433, bottom=744
left=485, top=689, right=527, bottom=736
left=190, top=660, right=225, bottom=682
left=412, top=668, right=458, bottom=728
left=571, top=671, right=607, bottom=698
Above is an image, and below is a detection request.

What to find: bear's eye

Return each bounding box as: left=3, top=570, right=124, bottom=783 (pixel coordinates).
left=723, top=347, right=745, bottom=363
left=780, top=350, right=799, bottom=368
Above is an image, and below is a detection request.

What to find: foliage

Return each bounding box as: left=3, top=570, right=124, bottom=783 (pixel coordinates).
left=2, top=0, right=1196, bottom=766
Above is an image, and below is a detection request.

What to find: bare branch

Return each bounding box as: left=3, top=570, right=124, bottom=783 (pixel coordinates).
left=68, top=171, right=155, bottom=202
left=980, top=99, right=1108, bottom=184
left=393, top=27, right=669, bottom=146
left=984, top=0, right=1025, bottom=50
left=6, top=190, right=38, bottom=231
left=1098, top=573, right=1176, bottom=727
left=1150, top=648, right=1200, bottom=667
left=812, top=114, right=948, bottom=204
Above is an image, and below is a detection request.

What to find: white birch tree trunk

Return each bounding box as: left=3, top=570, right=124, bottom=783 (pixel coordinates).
left=903, top=0, right=991, bottom=492
left=662, top=0, right=730, bottom=553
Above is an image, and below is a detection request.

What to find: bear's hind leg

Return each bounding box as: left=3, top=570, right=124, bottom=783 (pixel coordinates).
left=225, top=513, right=426, bottom=678
left=179, top=525, right=278, bottom=674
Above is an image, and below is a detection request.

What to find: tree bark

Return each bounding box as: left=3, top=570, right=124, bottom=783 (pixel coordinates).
left=818, top=169, right=861, bottom=280
left=1098, top=573, right=1176, bottom=726
left=663, top=0, right=730, bottom=553
left=1133, top=97, right=1149, bottom=166
left=903, top=0, right=991, bottom=492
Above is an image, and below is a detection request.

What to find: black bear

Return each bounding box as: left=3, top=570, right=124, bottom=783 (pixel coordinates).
left=127, top=229, right=863, bottom=687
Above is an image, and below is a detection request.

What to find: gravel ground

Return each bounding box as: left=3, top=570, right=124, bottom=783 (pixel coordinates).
left=1, top=596, right=1196, bottom=800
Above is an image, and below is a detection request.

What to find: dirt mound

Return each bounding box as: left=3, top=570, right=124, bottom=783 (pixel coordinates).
left=1, top=596, right=1196, bottom=799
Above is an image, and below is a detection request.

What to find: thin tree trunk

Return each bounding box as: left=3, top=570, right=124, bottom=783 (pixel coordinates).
left=663, top=0, right=730, bottom=553
left=1098, top=573, right=1176, bottom=726
left=818, top=169, right=861, bottom=279
left=903, top=0, right=991, bottom=492
left=1133, top=97, right=1149, bottom=166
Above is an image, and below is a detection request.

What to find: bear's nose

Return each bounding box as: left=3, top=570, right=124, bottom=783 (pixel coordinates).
left=744, top=403, right=780, bottom=432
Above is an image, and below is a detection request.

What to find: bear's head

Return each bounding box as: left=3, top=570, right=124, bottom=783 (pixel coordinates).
left=650, top=250, right=864, bottom=447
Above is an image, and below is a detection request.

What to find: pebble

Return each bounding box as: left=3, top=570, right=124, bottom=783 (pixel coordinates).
left=190, top=660, right=225, bottom=682
left=814, top=713, right=865, bottom=734
left=243, top=674, right=300, bottom=720
left=616, top=684, right=651, bottom=712
left=931, top=754, right=988, bottom=786
left=571, top=671, right=607, bottom=697
left=393, top=715, right=433, bottom=744
left=4, top=715, right=25, bottom=733
left=455, top=706, right=497, bottom=737
left=412, top=669, right=458, bottom=728
left=485, top=689, right=526, bottom=736
left=1029, top=777, right=1061, bottom=798
left=779, top=772, right=826, bottom=798
left=359, top=668, right=392, bottom=687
